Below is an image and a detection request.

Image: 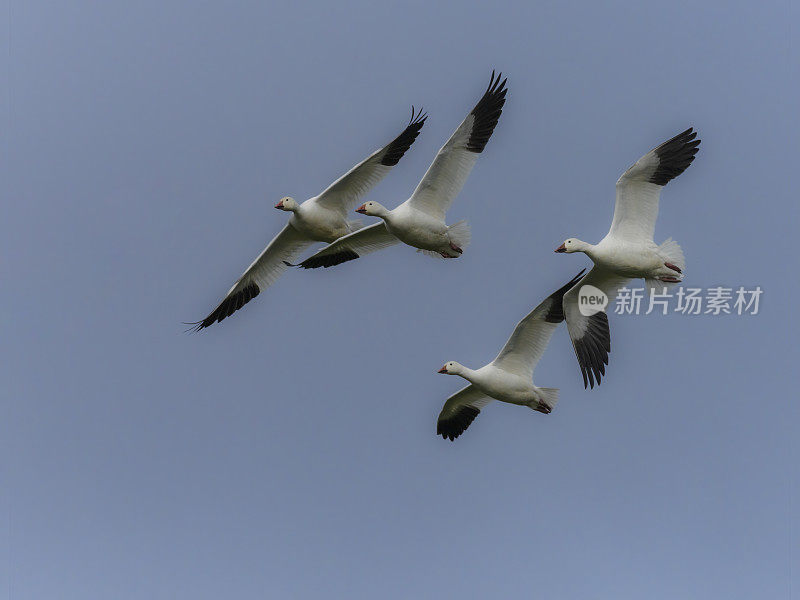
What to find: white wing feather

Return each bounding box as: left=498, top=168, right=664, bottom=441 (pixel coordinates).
left=296, top=222, right=399, bottom=269
left=312, top=110, right=427, bottom=215
left=405, top=73, right=507, bottom=220
left=609, top=128, right=700, bottom=242
left=192, top=224, right=312, bottom=329
left=492, top=271, right=585, bottom=379
left=563, top=267, right=630, bottom=388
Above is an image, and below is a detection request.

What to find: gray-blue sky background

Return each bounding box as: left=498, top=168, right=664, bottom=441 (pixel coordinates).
left=4, top=1, right=796, bottom=598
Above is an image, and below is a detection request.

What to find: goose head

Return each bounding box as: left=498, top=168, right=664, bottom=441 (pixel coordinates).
left=355, top=201, right=388, bottom=217
left=555, top=238, right=587, bottom=254
left=437, top=361, right=463, bottom=376
left=275, top=196, right=299, bottom=212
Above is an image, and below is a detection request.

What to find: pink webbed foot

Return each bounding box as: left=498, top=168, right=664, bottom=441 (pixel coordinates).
left=449, top=242, right=463, bottom=254
left=658, top=276, right=681, bottom=283
left=664, top=262, right=682, bottom=274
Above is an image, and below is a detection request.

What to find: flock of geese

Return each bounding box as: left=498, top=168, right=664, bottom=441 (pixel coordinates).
left=189, top=71, right=701, bottom=441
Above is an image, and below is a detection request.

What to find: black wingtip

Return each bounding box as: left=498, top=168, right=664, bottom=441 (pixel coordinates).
left=380, top=107, right=427, bottom=167
left=182, top=321, right=204, bottom=334
left=437, top=406, right=480, bottom=442
left=186, top=281, right=261, bottom=332
left=298, top=249, right=360, bottom=269
left=466, top=70, right=508, bottom=153
left=649, top=127, right=701, bottom=186
left=408, top=105, right=428, bottom=126
left=572, top=311, right=610, bottom=389
left=544, top=269, right=588, bottom=323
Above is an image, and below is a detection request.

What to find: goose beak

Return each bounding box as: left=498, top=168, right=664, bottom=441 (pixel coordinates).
left=437, top=365, right=448, bottom=374
left=554, top=243, right=567, bottom=253
left=274, top=201, right=284, bottom=210
left=355, top=204, right=367, bottom=214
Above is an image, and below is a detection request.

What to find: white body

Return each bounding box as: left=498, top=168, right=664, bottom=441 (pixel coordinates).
left=297, top=73, right=508, bottom=267
left=435, top=271, right=585, bottom=440
left=449, top=364, right=549, bottom=406
left=191, top=110, right=427, bottom=329
left=557, top=128, right=700, bottom=387
left=384, top=204, right=450, bottom=251
left=584, top=237, right=679, bottom=281
left=289, top=201, right=359, bottom=243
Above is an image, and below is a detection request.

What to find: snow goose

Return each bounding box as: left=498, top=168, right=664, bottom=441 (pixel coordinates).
left=555, top=128, right=701, bottom=388
left=188, top=109, right=427, bottom=330
left=436, top=270, right=585, bottom=441
left=293, top=71, right=507, bottom=269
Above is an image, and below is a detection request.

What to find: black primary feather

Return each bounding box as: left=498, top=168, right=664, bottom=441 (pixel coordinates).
left=465, top=70, right=508, bottom=153
left=297, top=249, right=360, bottom=269
left=543, top=269, right=586, bottom=323
left=186, top=281, right=261, bottom=332
left=437, top=405, right=481, bottom=442
left=649, top=127, right=701, bottom=186
left=380, top=106, right=428, bottom=166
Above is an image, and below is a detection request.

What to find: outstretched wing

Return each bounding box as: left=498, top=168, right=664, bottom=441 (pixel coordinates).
left=563, top=267, right=630, bottom=388
left=609, top=128, right=701, bottom=242
left=405, top=72, right=508, bottom=221
left=293, top=222, right=399, bottom=269
left=436, top=385, right=494, bottom=441
left=312, top=108, right=427, bottom=215
left=491, top=270, right=586, bottom=379
left=189, top=224, right=312, bottom=330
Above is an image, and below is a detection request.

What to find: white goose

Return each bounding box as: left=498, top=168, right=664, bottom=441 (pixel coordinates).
left=436, top=271, right=585, bottom=441
left=293, top=72, right=507, bottom=269
left=189, top=109, right=427, bottom=330
left=555, top=128, right=701, bottom=388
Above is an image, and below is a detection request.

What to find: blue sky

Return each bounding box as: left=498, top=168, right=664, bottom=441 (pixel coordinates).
left=3, top=1, right=796, bottom=598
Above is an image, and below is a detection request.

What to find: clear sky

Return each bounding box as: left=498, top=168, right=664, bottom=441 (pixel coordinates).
left=3, top=1, right=797, bottom=598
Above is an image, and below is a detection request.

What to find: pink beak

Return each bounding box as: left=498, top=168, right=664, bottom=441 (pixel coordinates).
left=355, top=204, right=367, bottom=214
left=554, top=243, right=567, bottom=253
left=274, top=201, right=284, bottom=209
left=437, top=365, right=448, bottom=374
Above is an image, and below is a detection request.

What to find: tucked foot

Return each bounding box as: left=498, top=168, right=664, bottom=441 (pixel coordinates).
left=664, top=262, right=682, bottom=274
left=449, top=242, right=463, bottom=254
left=657, top=276, right=681, bottom=283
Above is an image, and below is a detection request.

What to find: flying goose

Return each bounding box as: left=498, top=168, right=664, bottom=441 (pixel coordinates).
left=188, top=109, right=427, bottom=330
left=436, top=270, right=585, bottom=441
left=292, top=71, right=507, bottom=269
left=555, top=128, right=701, bottom=388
